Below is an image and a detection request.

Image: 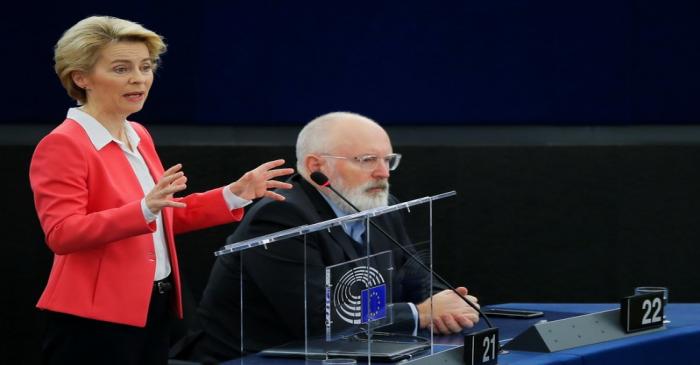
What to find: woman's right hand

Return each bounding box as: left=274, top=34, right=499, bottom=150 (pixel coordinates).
left=145, top=164, right=188, bottom=215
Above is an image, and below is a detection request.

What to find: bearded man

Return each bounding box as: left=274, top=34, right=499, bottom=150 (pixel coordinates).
left=181, top=112, right=480, bottom=362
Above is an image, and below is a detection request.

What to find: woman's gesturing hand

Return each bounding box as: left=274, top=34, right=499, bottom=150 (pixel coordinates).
left=145, top=164, right=188, bottom=215
left=228, top=159, right=294, bottom=201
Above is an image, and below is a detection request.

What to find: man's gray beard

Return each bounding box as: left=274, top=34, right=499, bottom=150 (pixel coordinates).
left=325, top=179, right=390, bottom=213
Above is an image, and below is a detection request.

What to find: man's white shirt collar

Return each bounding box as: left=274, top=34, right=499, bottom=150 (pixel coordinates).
left=67, top=107, right=141, bottom=151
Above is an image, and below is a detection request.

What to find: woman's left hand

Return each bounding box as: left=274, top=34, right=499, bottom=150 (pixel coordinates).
left=228, top=159, right=294, bottom=201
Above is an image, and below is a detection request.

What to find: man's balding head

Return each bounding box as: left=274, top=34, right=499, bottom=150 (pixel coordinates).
left=295, top=112, right=395, bottom=212
left=296, top=112, right=391, bottom=176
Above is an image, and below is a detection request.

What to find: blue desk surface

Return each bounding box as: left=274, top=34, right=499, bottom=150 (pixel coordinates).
left=224, top=303, right=700, bottom=364
left=467, top=303, right=700, bottom=364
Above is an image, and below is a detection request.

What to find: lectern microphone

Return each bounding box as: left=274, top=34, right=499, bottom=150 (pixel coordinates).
left=309, top=171, right=493, bottom=329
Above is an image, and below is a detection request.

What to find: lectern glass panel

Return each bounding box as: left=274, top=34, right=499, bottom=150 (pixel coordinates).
left=218, top=192, right=454, bottom=363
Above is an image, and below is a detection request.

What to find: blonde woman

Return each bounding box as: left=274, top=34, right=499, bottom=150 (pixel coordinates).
left=30, top=15, right=293, bottom=364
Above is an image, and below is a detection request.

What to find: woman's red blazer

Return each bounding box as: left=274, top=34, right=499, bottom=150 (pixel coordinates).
left=30, top=118, right=243, bottom=327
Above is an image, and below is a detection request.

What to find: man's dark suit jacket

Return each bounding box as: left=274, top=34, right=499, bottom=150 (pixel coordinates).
left=185, top=174, right=430, bottom=362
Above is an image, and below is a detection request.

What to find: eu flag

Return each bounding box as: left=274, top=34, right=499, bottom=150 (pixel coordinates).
left=361, top=284, right=387, bottom=323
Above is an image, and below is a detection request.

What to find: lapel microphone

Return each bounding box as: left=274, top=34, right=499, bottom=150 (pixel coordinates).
left=309, top=171, right=493, bottom=329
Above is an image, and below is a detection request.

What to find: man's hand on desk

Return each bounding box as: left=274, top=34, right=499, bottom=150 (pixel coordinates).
left=416, top=286, right=480, bottom=335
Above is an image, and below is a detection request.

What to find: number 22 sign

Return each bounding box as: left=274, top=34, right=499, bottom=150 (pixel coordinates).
left=621, top=292, right=665, bottom=333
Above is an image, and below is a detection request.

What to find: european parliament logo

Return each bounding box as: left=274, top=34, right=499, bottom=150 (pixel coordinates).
left=361, top=284, right=387, bottom=323
left=326, top=253, right=394, bottom=340
left=332, top=265, right=387, bottom=325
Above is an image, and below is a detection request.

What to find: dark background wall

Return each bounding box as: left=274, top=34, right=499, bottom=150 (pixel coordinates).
left=3, top=1, right=700, bottom=125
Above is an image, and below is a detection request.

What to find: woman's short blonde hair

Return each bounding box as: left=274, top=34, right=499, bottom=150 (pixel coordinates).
left=54, top=16, right=167, bottom=104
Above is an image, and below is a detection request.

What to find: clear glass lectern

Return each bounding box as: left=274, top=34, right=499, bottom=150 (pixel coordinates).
left=214, top=191, right=455, bottom=363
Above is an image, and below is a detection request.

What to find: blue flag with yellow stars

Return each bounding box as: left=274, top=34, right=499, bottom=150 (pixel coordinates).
left=361, top=284, right=387, bottom=323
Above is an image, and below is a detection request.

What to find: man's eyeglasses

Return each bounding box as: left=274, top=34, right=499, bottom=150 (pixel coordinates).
left=320, top=153, right=402, bottom=171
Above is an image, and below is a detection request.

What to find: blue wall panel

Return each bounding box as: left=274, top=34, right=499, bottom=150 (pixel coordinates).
left=2, top=1, right=699, bottom=125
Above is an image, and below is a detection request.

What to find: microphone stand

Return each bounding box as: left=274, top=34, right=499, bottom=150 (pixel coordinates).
left=312, top=172, right=494, bottom=329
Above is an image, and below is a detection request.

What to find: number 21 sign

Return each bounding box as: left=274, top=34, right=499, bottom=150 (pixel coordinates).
left=464, top=327, right=499, bottom=365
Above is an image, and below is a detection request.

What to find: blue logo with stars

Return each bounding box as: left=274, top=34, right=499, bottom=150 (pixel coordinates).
left=361, top=284, right=387, bottom=323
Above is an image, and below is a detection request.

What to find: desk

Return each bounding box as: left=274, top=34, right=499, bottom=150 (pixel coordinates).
left=466, top=303, right=700, bottom=365
left=223, top=303, right=700, bottom=364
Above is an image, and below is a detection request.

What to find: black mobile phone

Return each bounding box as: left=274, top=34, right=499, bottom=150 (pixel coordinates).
left=482, top=308, right=544, bottom=319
